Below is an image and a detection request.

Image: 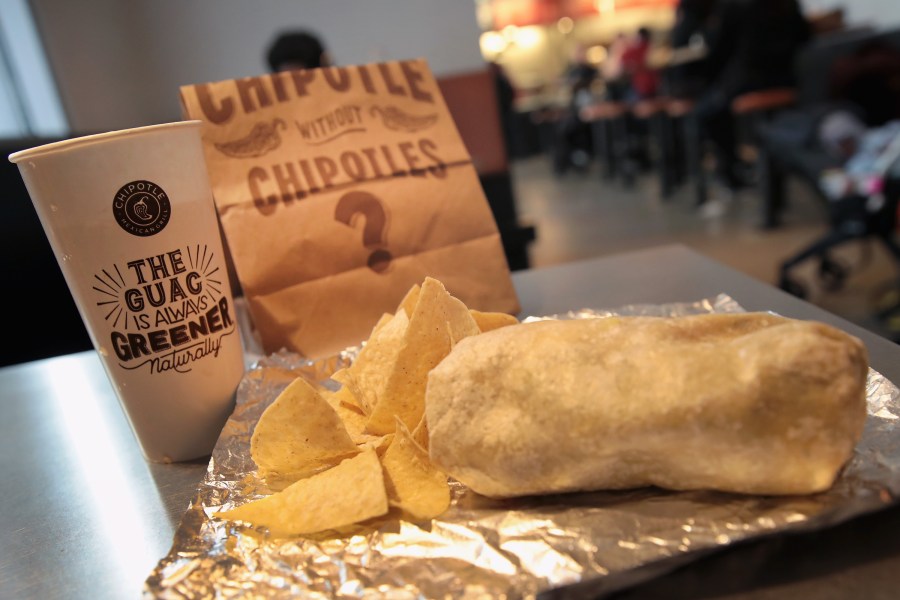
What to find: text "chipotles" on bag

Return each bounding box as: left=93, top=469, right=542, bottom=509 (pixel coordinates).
left=180, top=59, right=519, bottom=357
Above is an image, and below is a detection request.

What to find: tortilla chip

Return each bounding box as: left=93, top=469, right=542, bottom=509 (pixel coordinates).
left=369, top=312, right=394, bottom=337
left=411, top=414, right=430, bottom=451
left=340, top=310, right=409, bottom=414
left=365, top=277, right=480, bottom=435
left=218, top=450, right=388, bottom=536
left=251, top=377, right=358, bottom=484
left=323, top=385, right=371, bottom=444
left=398, top=283, right=421, bottom=317
left=380, top=419, right=450, bottom=520
left=470, top=309, right=519, bottom=332
left=358, top=432, right=394, bottom=455
left=330, top=368, right=364, bottom=410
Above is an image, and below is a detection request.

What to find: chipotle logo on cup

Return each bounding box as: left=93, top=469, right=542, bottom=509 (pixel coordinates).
left=112, top=179, right=172, bottom=237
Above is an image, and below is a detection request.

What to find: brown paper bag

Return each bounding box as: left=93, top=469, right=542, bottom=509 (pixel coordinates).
left=180, top=59, right=520, bottom=357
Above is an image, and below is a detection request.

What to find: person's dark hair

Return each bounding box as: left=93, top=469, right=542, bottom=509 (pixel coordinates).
left=267, top=31, right=326, bottom=71
left=637, top=27, right=652, bottom=41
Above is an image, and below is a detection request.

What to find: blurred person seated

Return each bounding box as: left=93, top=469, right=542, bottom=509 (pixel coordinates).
left=666, top=0, right=717, bottom=98
left=695, top=0, right=811, bottom=192
left=620, top=27, right=660, bottom=101
left=553, top=46, right=599, bottom=174
left=602, top=33, right=630, bottom=101
left=566, top=44, right=600, bottom=107
left=267, top=30, right=331, bottom=72
left=603, top=28, right=662, bottom=179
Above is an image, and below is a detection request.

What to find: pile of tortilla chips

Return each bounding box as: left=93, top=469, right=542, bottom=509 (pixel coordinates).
left=217, top=277, right=517, bottom=536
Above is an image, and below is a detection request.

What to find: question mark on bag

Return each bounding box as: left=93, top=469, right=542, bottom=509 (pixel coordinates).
left=334, top=190, right=393, bottom=273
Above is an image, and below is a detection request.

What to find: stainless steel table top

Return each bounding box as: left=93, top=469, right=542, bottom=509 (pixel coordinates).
left=2, top=244, right=899, bottom=599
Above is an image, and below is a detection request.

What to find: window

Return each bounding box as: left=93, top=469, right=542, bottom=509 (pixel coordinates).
left=0, top=0, right=68, bottom=137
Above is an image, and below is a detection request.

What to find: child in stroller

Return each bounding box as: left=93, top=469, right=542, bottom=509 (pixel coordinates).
left=776, top=109, right=900, bottom=339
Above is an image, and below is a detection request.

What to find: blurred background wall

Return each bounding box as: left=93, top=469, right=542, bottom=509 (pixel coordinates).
left=805, top=0, right=900, bottom=26
left=27, top=0, right=487, bottom=132
left=25, top=0, right=900, bottom=135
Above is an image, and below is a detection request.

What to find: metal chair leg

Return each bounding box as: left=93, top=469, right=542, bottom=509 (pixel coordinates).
left=653, top=112, right=676, bottom=199
left=759, top=147, right=785, bottom=229
left=683, top=113, right=707, bottom=206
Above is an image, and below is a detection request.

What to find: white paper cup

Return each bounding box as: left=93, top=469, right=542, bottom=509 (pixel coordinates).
left=10, top=121, right=245, bottom=462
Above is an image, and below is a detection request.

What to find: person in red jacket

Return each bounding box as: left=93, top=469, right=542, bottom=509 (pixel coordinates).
left=621, top=27, right=660, bottom=101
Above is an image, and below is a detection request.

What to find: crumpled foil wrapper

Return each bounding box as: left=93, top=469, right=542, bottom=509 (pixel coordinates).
left=144, top=294, right=900, bottom=599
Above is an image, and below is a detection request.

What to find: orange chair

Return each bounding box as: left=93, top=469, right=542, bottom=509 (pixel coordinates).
left=730, top=88, right=797, bottom=116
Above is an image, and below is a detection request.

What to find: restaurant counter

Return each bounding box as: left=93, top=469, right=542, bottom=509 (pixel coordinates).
left=2, top=244, right=899, bottom=599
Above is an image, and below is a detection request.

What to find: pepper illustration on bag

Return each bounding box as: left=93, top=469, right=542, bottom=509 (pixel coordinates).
left=370, top=106, right=437, bottom=132
left=215, top=119, right=287, bottom=158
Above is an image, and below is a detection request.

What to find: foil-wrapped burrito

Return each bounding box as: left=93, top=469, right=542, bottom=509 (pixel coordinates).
left=427, top=313, right=869, bottom=498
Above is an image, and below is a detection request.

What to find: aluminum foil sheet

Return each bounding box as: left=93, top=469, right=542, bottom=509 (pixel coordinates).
left=144, top=294, right=900, bottom=599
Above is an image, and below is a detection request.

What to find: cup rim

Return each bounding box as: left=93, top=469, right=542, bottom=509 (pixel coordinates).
left=8, top=120, right=203, bottom=164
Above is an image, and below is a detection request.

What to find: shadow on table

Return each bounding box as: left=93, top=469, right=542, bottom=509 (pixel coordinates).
left=147, top=457, right=211, bottom=531
left=569, top=501, right=900, bottom=600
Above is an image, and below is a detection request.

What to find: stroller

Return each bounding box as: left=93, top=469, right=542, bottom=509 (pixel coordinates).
left=771, top=111, right=900, bottom=336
